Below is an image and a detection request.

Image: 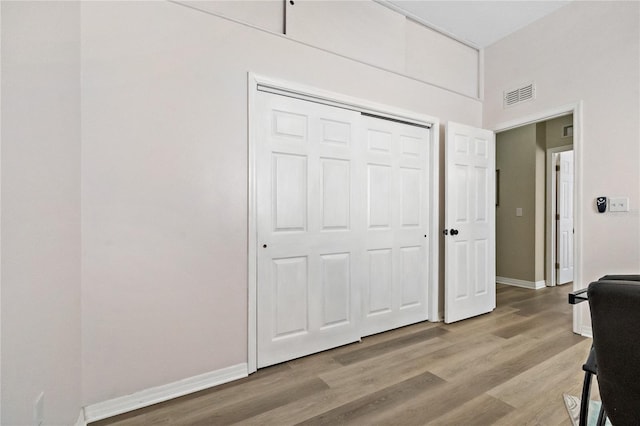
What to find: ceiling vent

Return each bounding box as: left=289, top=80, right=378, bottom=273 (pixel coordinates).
left=503, top=82, right=535, bottom=108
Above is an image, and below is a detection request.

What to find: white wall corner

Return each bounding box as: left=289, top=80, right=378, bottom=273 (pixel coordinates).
left=83, top=363, right=248, bottom=423
left=581, top=325, right=593, bottom=338
left=496, top=276, right=546, bottom=290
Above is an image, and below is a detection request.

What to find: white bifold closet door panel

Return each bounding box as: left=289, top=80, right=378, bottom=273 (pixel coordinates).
left=256, top=92, right=363, bottom=368
left=360, top=115, right=430, bottom=337
left=256, top=91, right=430, bottom=368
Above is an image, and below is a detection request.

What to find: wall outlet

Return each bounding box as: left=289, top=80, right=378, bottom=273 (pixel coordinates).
left=609, top=197, right=629, bottom=212
left=34, top=392, right=44, bottom=426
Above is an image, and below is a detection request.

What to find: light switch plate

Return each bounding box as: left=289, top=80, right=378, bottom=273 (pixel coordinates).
left=609, top=197, right=629, bottom=212
left=516, top=208, right=523, bottom=217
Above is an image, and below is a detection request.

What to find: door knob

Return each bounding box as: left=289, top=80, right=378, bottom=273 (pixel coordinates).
left=450, top=229, right=459, bottom=236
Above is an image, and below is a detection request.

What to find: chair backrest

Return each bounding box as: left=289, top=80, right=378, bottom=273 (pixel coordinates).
left=588, top=279, right=640, bottom=425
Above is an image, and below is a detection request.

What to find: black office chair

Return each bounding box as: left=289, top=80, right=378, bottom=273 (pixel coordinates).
left=586, top=276, right=640, bottom=425
left=569, top=275, right=640, bottom=426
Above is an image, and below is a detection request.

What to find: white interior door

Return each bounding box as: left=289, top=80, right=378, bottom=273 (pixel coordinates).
left=445, top=122, right=496, bottom=324
left=557, top=151, right=574, bottom=284
left=360, top=115, right=430, bottom=336
left=256, top=92, right=361, bottom=368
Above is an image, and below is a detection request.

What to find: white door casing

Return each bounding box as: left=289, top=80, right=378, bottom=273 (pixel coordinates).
left=360, top=115, right=430, bottom=337
left=491, top=102, right=582, bottom=335
left=445, top=122, right=496, bottom=324
left=255, top=92, right=362, bottom=368
left=249, top=74, right=440, bottom=372
left=557, top=151, right=574, bottom=284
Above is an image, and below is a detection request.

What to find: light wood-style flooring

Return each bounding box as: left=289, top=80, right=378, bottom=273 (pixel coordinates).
left=92, top=284, right=593, bottom=425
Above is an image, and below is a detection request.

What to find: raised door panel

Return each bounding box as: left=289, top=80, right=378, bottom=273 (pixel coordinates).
left=454, top=164, right=470, bottom=223
left=320, top=253, right=351, bottom=328
left=400, top=167, right=421, bottom=228
left=321, top=118, right=352, bottom=147
left=366, top=249, right=393, bottom=316
left=320, top=159, right=350, bottom=231
left=368, top=164, right=392, bottom=229
left=474, top=166, right=489, bottom=223
left=474, top=239, right=489, bottom=295
left=400, top=134, right=422, bottom=158
left=367, top=128, right=392, bottom=153
left=453, top=240, right=470, bottom=300
left=400, top=246, right=422, bottom=308
left=273, top=109, right=307, bottom=141
left=272, top=257, right=309, bottom=338
left=273, top=154, right=308, bottom=232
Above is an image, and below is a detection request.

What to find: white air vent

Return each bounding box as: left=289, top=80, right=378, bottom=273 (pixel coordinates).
left=503, top=82, right=535, bottom=108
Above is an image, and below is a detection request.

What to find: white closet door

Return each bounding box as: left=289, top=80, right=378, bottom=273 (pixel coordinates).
left=256, top=92, right=362, bottom=368
left=360, top=115, right=430, bottom=336
left=444, top=122, right=495, bottom=323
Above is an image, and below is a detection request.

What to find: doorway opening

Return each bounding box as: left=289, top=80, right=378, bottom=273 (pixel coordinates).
left=493, top=103, right=583, bottom=335
left=495, top=113, right=575, bottom=290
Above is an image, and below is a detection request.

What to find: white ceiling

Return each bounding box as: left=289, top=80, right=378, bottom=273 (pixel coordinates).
left=385, top=1, right=571, bottom=48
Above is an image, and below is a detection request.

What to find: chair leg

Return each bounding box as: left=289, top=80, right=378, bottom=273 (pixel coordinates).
left=579, top=371, right=593, bottom=426
left=596, top=404, right=607, bottom=426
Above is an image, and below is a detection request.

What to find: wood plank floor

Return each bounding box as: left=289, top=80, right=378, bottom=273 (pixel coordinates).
left=92, top=284, right=594, bottom=426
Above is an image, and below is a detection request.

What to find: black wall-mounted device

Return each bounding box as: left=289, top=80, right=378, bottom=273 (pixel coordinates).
left=596, top=197, right=607, bottom=213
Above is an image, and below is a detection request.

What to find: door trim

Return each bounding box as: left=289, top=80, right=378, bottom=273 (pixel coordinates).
left=546, top=145, right=573, bottom=288
left=493, top=101, right=584, bottom=335
left=247, top=73, right=440, bottom=373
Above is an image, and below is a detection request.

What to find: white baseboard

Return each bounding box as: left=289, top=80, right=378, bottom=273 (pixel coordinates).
left=496, top=276, right=546, bottom=290
left=84, top=363, right=248, bottom=423
left=580, top=325, right=593, bottom=338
